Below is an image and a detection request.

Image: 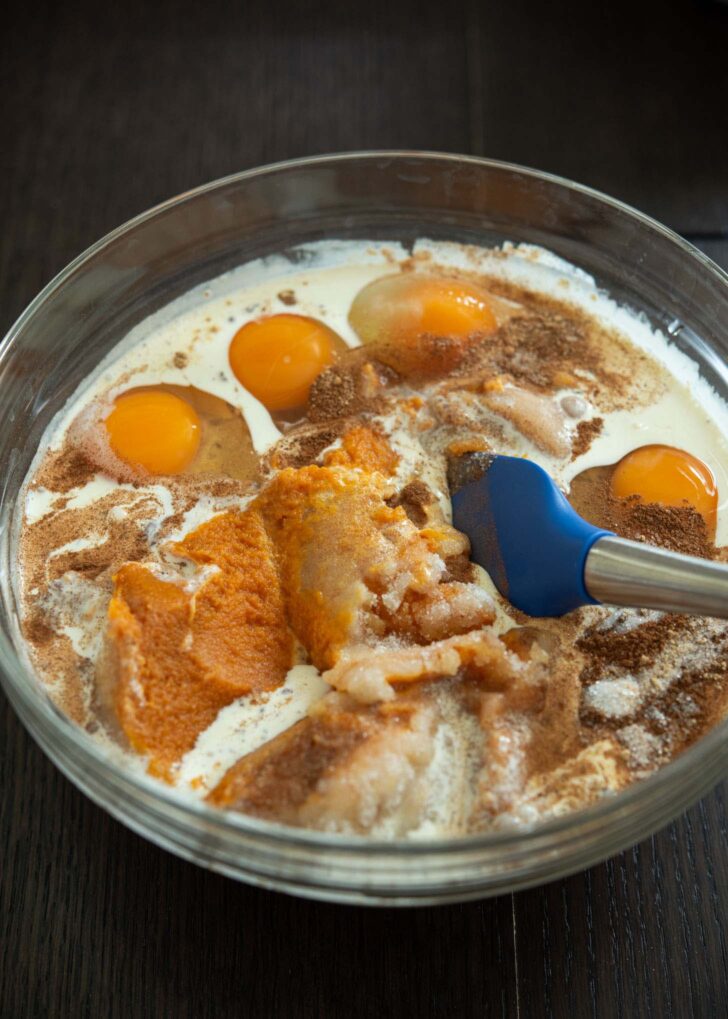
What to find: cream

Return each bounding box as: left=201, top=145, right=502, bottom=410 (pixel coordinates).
left=175, top=664, right=329, bottom=795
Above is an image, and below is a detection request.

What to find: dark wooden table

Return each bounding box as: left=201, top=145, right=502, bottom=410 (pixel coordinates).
left=2, top=2, right=728, bottom=1015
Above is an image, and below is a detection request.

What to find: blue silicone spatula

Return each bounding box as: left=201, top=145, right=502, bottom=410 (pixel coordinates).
left=447, top=451, right=728, bottom=619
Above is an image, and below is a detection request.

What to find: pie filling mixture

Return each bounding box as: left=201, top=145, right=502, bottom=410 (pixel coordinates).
left=16, top=240, right=728, bottom=836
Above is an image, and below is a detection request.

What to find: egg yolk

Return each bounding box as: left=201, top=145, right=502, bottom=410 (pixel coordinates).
left=349, top=273, right=497, bottom=346
left=610, top=444, right=718, bottom=531
left=228, top=314, right=339, bottom=412
left=105, top=390, right=201, bottom=475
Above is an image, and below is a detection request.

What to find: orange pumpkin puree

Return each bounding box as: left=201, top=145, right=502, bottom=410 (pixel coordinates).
left=322, top=424, right=400, bottom=475
left=108, top=432, right=464, bottom=777
left=257, top=465, right=408, bottom=670
left=109, top=509, right=294, bottom=777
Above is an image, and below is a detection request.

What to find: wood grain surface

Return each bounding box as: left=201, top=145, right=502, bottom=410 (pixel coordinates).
left=2, top=1, right=728, bottom=1015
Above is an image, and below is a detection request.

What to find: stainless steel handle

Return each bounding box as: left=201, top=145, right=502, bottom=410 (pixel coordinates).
left=584, top=535, right=728, bottom=619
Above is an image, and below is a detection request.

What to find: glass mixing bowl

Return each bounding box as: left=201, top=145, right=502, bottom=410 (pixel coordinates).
left=2, top=152, right=728, bottom=906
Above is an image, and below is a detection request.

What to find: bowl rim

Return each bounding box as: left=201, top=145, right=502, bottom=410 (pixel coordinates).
left=2, top=148, right=728, bottom=859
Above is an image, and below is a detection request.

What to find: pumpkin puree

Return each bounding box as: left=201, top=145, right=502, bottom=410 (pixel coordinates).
left=322, top=424, right=399, bottom=475
left=109, top=509, right=293, bottom=777
left=108, top=436, right=473, bottom=777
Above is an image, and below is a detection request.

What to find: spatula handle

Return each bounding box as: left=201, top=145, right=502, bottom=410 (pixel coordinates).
left=584, top=535, right=728, bottom=619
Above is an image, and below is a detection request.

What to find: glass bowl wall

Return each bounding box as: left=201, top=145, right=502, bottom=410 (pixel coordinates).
left=1, top=152, right=728, bottom=905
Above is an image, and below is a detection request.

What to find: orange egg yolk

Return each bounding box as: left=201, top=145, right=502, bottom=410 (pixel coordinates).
left=409, top=277, right=497, bottom=337
left=228, top=314, right=339, bottom=412
left=349, top=273, right=497, bottom=346
left=610, top=444, right=718, bottom=531
left=105, top=390, right=201, bottom=475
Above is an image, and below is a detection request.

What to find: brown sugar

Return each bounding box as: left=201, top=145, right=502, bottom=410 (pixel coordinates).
left=386, top=479, right=434, bottom=526
left=483, top=311, right=590, bottom=388
left=33, top=444, right=97, bottom=493
left=265, top=422, right=343, bottom=470
left=207, top=711, right=373, bottom=819
left=571, top=417, right=604, bottom=460
left=577, top=612, right=728, bottom=767
left=307, top=353, right=398, bottom=422
left=577, top=613, right=690, bottom=686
